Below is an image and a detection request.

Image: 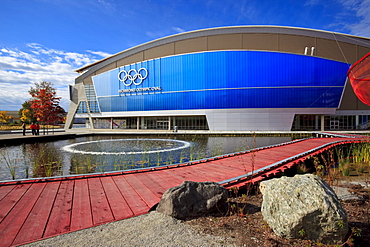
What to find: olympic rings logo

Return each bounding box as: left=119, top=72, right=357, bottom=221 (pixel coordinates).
left=118, top=68, right=148, bottom=86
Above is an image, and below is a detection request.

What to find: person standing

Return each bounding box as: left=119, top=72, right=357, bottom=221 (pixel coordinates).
left=21, top=122, right=26, bottom=136
left=30, top=123, right=36, bottom=135
left=36, top=123, right=40, bottom=135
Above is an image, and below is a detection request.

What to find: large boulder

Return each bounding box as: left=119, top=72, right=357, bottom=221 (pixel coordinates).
left=260, top=174, right=348, bottom=244
left=156, top=181, right=228, bottom=220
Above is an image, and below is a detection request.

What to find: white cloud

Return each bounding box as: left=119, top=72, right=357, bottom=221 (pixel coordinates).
left=0, top=44, right=110, bottom=111
left=96, top=0, right=116, bottom=15
left=304, top=0, right=321, bottom=6
left=146, top=27, right=187, bottom=40
left=86, top=50, right=113, bottom=59
left=145, top=31, right=165, bottom=39
left=172, top=27, right=185, bottom=33
left=339, top=0, right=370, bottom=37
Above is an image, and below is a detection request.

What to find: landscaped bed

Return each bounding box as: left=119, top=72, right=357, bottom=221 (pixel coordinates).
left=185, top=142, right=370, bottom=246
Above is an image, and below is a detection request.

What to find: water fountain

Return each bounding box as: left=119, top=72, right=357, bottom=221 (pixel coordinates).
left=0, top=135, right=293, bottom=181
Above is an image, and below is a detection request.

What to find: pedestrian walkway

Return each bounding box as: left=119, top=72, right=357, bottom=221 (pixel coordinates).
left=0, top=132, right=367, bottom=246
left=0, top=130, right=78, bottom=146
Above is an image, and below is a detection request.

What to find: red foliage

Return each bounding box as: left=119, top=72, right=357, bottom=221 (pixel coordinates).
left=29, top=88, right=65, bottom=125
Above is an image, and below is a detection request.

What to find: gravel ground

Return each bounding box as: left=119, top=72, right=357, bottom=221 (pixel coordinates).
left=23, top=211, right=236, bottom=247
left=22, top=179, right=368, bottom=247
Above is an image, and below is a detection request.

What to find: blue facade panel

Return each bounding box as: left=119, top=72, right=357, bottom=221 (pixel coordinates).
left=92, top=51, right=350, bottom=112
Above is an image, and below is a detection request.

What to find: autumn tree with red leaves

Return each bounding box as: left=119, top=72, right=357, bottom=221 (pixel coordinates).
left=29, top=81, right=65, bottom=132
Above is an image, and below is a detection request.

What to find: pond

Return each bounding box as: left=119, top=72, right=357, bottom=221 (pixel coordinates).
left=0, top=135, right=294, bottom=181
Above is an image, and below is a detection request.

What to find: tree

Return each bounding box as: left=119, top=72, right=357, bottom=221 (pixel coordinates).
left=18, top=101, right=36, bottom=123
left=0, top=111, right=13, bottom=123
left=29, top=82, right=65, bottom=128
left=29, top=81, right=55, bottom=96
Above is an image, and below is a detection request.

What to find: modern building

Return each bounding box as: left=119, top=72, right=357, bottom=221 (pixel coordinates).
left=65, top=26, right=370, bottom=131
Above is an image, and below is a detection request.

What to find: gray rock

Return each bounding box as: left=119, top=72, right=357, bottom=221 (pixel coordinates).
left=260, top=174, right=348, bottom=244
left=156, top=181, right=228, bottom=220
left=333, top=186, right=364, bottom=202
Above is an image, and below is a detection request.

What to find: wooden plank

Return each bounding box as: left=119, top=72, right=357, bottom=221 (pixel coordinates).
left=112, top=176, right=149, bottom=216
left=179, top=166, right=222, bottom=181
left=205, top=161, right=246, bottom=175
left=257, top=150, right=293, bottom=160
left=88, top=177, right=114, bottom=225
left=168, top=167, right=213, bottom=182
left=132, top=173, right=166, bottom=198
left=184, top=164, right=236, bottom=182
left=197, top=162, right=244, bottom=177
left=208, top=158, right=251, bottom=172
left=0, top=184, right=31, bottom=223
left=151, top=169, right=185, bottom=186
left=100, top=176, right=134, bottom=220
left=145, top=171, right=181, bottom=190
left=44, top=180, right=74, bottom=237
left=70, top=178, right=93, bottom=232
left=0, top=183, right=46, bottom=247
left=12, top=181, right=61, bottom=246
left=0, top=185, right=15, bottom=201
left=124, top=174, right=161, bottom=209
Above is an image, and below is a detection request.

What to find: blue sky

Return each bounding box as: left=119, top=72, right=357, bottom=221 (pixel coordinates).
left=1, top=0, right=370, bottom=111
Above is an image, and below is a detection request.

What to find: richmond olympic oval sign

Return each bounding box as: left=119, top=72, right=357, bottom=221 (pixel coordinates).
left=117, top=67, right=162, bottom=94
left=118, top=68, right=148, bottom=86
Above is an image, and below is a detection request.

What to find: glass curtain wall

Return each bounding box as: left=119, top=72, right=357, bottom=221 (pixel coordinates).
left=292, top=114, right=370, bottom=130
left=291, top=115, right=321, bottom=131
left=92, top=116, right=209, bottom=130
left=173, top=116, right=209, bottom=130
left=76, top=101, right=88, bottom=113
left=84, top=85, right=100, bottom=113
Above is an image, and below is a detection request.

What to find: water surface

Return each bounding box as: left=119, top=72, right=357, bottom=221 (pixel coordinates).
left=0, top=135, right=292, bottom=181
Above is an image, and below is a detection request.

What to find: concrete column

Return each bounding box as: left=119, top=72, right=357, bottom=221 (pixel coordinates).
left=64, top=101, right=78, bottom=129
left=141, top=117, right=145, bottom=129
left=321, top=115, right=325, bottom=131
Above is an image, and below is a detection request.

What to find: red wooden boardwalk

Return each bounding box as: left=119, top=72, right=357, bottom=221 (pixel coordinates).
left=0, top=136, right=365, bottom=246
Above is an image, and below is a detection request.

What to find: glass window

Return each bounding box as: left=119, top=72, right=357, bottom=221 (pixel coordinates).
left=76, top=101, right=88, bottom=113
left=292, top=114, right=370, bottom=131
left=84, top=85, right=100, bottom=113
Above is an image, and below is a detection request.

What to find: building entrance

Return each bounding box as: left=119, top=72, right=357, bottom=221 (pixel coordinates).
left=156, top=120, right=169, bottom=130
left=330, top=120, right=339, bottom=130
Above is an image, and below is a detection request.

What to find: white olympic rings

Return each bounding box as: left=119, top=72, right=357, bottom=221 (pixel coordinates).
left=118, top=68, right=148, bottom=86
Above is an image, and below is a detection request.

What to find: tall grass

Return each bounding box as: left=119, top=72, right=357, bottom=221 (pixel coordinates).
left=211, top=142, right=224, bottom=157
left=21, top=144, right=30, bottom=178
left=28, top=143, right=63, bottom=178
left=0, top=149, right=18, bottom=179
left=350, top=142, right=370, bottom=164
left=332, top=142, right=370, bottom=178
left=189, top=136, right=197, bottom=161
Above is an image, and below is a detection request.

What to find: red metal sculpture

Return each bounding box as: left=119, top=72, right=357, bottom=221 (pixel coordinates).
left=347, top=52, right=370, bottom=105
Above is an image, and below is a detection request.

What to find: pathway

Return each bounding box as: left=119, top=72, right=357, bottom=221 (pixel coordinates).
left=0, top=135, right=366, bottom=246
